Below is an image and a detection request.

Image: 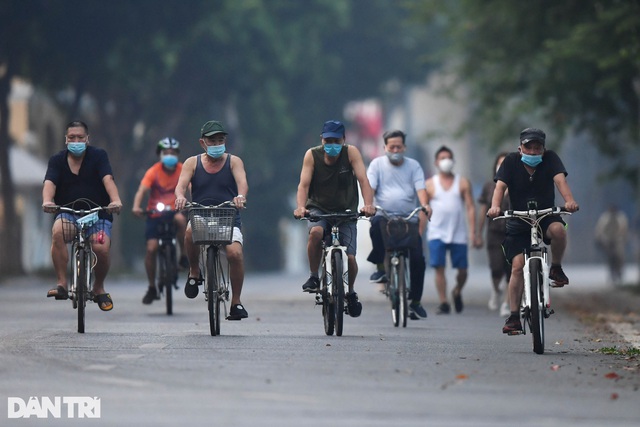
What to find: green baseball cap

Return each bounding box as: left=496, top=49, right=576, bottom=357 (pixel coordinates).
left=201, top=120, right=227, bottom=137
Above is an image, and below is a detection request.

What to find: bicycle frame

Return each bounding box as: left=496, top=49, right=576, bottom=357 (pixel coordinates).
left=375, top=206, right=424, bottom=328
left=145, top=204, right=179, bottom=315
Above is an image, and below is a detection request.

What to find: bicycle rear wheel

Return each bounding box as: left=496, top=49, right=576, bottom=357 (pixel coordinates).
left=529, top=258, right=545, bottom=354
left=77, top=250, right=88, bottom=334
left=398, top=255, right=408, bottom=328
left=206, top=246, right=221, bottom=336
left=333, top=251, right=345, bottom=337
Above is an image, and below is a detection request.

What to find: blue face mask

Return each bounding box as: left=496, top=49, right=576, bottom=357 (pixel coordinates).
left=521, top=153, right=543, bottom=167
left=324, top=143, right=342, bottom=157
left=67, top=142, right=87, bottom=156
left=207, top=144, right=226, bottom=158
left=161, top=154, right=178, bottom=168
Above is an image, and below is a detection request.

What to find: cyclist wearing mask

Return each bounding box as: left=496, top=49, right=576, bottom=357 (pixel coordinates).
left=132, top=137, right=188, bottom=304
left=487, top=128, right=579, bottom=334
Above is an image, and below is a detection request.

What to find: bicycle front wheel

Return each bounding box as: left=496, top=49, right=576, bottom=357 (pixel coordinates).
left=77, top=250, right=88, bottom=334
left=161, top=245, right=176, bottom=316
left=529, top=258, right=545, bottom=354
left=398, top=255, right=408, bottom=328
left=389, top=261, right=399, bottom=327
left=206, top=246, right=221, bottom=336
left=322, top=264, right=335, bottom=336
left=332, top=251, right=345, bottom=337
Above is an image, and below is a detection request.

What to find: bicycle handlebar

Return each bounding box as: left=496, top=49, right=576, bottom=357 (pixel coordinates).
left=186, top=201, right=238, bottom=209
left=51, top=205, right=109, bottom=216
left=298, top=211, right=365, bottom=223
left=491, top=206, right=572, bottom=221
left=375, top=205, right=425, bottom=221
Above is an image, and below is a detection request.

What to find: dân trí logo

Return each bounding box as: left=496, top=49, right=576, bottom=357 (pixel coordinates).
left=7, top=396, right=101, bottom=419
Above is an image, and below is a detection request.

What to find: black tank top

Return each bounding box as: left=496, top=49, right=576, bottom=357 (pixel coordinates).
left=306, top=145, right=358, bottom=213
left=191, top=154, right=241, bottom=228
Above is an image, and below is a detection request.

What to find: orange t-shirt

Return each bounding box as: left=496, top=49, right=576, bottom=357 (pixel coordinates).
left=141, top=162, right=183, bottom=210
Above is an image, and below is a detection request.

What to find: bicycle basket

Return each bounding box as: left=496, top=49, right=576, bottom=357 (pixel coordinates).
left=381, top=218, right=419, bottom=250
left=189, top=207, right=235, bottom=245
left=61, top=219, right=79, bottom=243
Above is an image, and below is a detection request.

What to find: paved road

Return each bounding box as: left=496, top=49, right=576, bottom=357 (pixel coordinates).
left=0, top=264, right=638, bottom=426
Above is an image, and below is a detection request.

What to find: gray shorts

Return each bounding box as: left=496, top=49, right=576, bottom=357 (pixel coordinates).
left=307, top=208, right=357, bottom=256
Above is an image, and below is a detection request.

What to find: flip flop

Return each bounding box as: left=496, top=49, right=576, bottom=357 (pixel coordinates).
left=184, top=274, right=203, bottom=299
left=94, top=293, right=113, bottom=311
left=47, top=285, right=68, bottom=300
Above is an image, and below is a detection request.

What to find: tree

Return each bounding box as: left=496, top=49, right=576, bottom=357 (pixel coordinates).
left=410, top=0, right=640, bottom=189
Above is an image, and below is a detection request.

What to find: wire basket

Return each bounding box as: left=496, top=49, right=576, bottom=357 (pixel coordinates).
left=189, top=207, right=236, bottom=245
left=380, top=218, right=419, bottom=250
left=61, top=219, right=79, bottom=243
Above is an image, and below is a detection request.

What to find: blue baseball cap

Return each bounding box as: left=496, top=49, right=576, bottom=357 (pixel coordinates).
left=321, top=120, right=345, bottom=139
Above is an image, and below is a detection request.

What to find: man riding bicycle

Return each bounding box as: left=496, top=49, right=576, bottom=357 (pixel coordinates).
left=293, top=120, right=376, bottom=318
left=132, top=137, right=188, bottom=305
left=487, top=128, right=579, bottom=334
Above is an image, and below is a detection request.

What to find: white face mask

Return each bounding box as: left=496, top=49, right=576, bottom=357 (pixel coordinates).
left=437, top=158, right=454, bottom=174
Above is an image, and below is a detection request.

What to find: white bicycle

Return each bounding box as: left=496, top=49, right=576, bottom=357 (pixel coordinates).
left=493, top=205, right=571, bottom=354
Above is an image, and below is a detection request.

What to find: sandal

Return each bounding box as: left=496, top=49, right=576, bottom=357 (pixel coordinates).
left=184, top=274, right=203, bottom=299
left=94, top=293, right=114, bottom=311
left=47, top=285, right=68, bottom=300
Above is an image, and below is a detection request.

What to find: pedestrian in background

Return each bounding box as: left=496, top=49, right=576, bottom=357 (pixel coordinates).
left=594, top=204, right=629, bottom=286
left=476, top=152, right=511, bottom=317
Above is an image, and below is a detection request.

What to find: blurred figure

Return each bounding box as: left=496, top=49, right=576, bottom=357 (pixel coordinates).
left=594, top=204, right=629, bottom=286
left=425, top=146, right=476, bottom=314
left=476, top=153, right=511, bottom=316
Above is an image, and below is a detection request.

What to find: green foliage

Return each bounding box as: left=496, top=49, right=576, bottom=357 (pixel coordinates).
left=411, top=0, right=640, bottom=190
left=598, top=346, right=640, bottom=356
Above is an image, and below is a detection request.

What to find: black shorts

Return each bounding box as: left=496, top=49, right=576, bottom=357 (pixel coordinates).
left=502, top=216, right=565, bottom=262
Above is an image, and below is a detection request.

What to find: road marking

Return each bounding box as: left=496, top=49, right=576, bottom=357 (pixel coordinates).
left=608, top=322, right=640, bottom=348
left=139, top=343, right=168, bottom=349
left=84, top=364, right=116, bottom=372
left=115, top=354, right=145, bottom=360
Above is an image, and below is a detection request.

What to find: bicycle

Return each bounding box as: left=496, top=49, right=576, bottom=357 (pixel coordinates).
left=143, top=202, right=179, bottom=315
left=300, top=211, right=365, bottom=336
left=51, top=202, right=109, bottom=333
left=187, top=201, right=237, bottom=336
left=375, top=206, right=425, bottom=328
left=492, top=203, right=571, bottom=354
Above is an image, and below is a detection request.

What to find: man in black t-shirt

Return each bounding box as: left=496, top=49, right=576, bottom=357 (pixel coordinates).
left=42, top=121, right=122, bottom=311
left=487, top=128, right=579, bottom=334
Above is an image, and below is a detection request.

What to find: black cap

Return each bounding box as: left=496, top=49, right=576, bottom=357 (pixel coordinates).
left=520, top=128, right=546, bottom=146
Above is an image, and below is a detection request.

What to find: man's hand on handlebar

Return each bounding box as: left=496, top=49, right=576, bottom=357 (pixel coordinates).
left=360, top=205, right=376, bottom=217
left=565, top=201, right=579, bottom=213
left=486, top=206, right=501, bottom=218
left=293, top=207, right=309, bottom=219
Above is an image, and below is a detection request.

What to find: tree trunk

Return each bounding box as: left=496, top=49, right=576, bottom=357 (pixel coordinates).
left=0, top=65, right=24, bottom=277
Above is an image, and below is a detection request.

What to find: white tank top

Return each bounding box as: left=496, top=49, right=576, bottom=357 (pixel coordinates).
left=427, top=174, right=468, bottom=244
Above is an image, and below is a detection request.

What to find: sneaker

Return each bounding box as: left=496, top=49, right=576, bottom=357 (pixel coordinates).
left=452, top=291, right=463, bottom=313
left=502, top=315, right=523, bottom=334
left=227, top=304, right=248, bottom=320
left=369, top=270, right=388, bottom=283
left=488, top=289, right=501, bottom=311
left=436, top=302, right=450, bottom=315
left=302, top=276, right=320, bottom=293
left=409, top=301, right=427, bottom=319
left=142, top=287, right=159, bottom=305
left=549, top=265, right=569, bottom=287
left=499, top=301, right=510, bottom=317
left=345, top=292, right=362, bottom=317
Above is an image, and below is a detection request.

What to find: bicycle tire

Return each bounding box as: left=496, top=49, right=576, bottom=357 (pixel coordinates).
left=333, top=250, right=345, bottom=337
left=206, top=246, right=221, bottom=336
left=322, top=260, right=335, bottom=336
left=529, top=258, right=545, bottom=354
left=398, top=255, right=408, bottom=328
left=164, top=245, right=177, bottom=316
left=77, top=250, right=87, bottom=334
left=389, top=261, right=399, bottom=327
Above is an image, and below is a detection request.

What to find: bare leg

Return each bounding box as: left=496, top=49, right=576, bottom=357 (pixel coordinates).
left=347, top=254, right=357, bottom=293
left=307, top=226, right=324, bottom=275
left=546, top=222, right=567, bottom=265
left=185, top=226, right=200, bottom=278
left=226, top=242, right=244, bottom=305
left=51, top=220, right=69, bottom=288
left=508, top=254, right=525, bottom=312
left=435, top=266, right=447, bottom=304
left=145, top=239, right=159, bottom=289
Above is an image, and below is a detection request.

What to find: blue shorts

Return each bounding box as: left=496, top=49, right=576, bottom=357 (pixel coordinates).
left=56, top=213, right=113, bottom=239
left=428, top=239, right=468, bottom=269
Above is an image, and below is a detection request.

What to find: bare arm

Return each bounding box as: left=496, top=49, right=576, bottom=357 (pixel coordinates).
left=293, top=150, right=314, bottom=218
left=174, top=156, right=196, bottom=210
left=132, top=184, right=150, bottom=217
left=103, top=175, right=122, bottom=214
left=42, top=180, right=57, bottom=213
left=348, top=145, right=375, bottom=216
left=230, top=155, right=248, bottom=209
left=460, top=177, right=477, bottom=246
left=553, top=173, right=579, bottom=212
left=487, top=180, right=507, bottom=218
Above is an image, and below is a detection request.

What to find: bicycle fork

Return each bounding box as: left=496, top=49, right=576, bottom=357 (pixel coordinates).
left=315, top=246, right=348, bottom=307
left=522, top=248, right=553, bottom=319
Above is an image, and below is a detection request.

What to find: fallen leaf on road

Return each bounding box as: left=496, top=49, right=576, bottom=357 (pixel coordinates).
left=456, top=374, right=468, bottom=380
left=550, top=365, right=560, bottom=371
left=610, top=393, right=619, bottom=400
left=604, top=372, right=620, bottom=379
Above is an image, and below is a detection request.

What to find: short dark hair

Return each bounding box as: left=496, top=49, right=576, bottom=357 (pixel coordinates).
left=66, top=120, right=89, bottom=134
left=435, top=145, right=453, bottom=160
left=383, top=130, right=406, bottom=145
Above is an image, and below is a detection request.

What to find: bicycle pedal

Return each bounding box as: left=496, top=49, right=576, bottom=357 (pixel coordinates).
left=507, top=330, right=524, bottom=336
left=545, top=308, right=555, bottom=318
